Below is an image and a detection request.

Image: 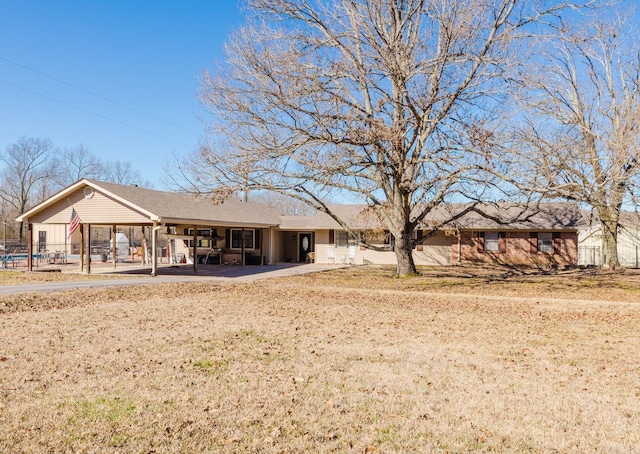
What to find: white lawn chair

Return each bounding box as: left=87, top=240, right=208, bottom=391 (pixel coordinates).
left=326, top=246, right=336, bottom=264
left=347, top=245, right=357, bottom=264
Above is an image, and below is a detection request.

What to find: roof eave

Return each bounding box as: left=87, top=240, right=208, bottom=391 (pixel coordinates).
left=158, top=217, right=279, bottom=228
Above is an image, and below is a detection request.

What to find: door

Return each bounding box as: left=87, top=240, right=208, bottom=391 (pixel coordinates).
left=298, top=233, right=312, bottom=262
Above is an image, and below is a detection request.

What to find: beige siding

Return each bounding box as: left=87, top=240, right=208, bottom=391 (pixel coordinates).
left=30, top=187, right=150, bottom=224
left=313, top=230, right=332, bottom=264
left=313, top=229, right=452, bottom=265
left=33, top=224, right=69, bottom=253
left=617, top=226, right=640, bottom=267
left=414, top=232, right=452, bottom=265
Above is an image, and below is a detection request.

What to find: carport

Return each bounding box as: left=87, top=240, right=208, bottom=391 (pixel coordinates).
left=16, top=179, right=282, bottom=276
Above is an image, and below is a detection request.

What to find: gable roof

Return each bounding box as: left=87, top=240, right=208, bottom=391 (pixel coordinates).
left=18, top=179, right=586, bottom=231
left=84, top=180, right=282, bottom=226
left=17, top=179, right=282, bottom=227
left=279, top=202, right=586, bottom=231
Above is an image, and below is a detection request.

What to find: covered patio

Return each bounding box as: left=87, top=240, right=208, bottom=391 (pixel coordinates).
left=16, top=179, right=283, bottom=276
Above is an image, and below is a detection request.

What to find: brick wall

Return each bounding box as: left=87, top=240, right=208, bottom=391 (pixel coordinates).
left=453, top=231, right=578, bottom=266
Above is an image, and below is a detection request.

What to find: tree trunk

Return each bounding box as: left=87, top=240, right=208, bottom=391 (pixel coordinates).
left=601, top=219, right=620, bottom=268
left=394, top=227, right=417, bottom=277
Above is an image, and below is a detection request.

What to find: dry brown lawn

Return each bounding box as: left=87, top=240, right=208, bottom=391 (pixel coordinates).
left=1, top=265, right=639, bottom=453
left=0, top=269, right=127, bottom=286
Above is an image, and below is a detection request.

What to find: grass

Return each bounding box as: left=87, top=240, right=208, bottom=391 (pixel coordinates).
left=0, top=268, right=127, bottom=285
left=0, top=265, right=639, bottom=452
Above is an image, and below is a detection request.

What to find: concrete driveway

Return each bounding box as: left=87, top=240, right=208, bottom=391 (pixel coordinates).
left=0, top=263, right=346, bottom=296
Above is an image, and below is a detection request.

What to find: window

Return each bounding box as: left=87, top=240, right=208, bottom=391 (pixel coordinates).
left=335, top=230, right=359, bottom=248
left=484, top=231, right=500, bottom=252
left=38, top=231, right=47, bottom=253
left=231, top=229, right=255, bottom=249
left=335, top=230, right=348, bottom=248
left=538, top=232, right=553, bottom=253
left=186, top=229, right=213, bottom=248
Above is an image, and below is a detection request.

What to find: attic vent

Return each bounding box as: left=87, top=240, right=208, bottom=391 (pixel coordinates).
left=83, top=187, right=94, bottom=199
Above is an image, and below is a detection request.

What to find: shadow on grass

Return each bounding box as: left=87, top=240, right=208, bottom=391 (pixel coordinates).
left=413, top=263, right=634, bottom=284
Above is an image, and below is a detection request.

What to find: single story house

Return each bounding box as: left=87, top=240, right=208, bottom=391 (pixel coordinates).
left=17, top=180, right=585, bottom=273
left=280, top=202, right=584, bottom=267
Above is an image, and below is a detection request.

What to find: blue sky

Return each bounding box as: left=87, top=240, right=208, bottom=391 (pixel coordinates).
left=0, top=1, right=245, bottom=188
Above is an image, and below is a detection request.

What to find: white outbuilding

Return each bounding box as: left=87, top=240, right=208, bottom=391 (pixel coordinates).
left=110, top=232, right=130, bottom=262
left=578, top=212, right=640, bottom=268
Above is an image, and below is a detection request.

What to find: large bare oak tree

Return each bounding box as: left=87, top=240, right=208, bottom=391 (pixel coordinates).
left=184, top=0, right=595, bottom=276
left=516, top=15, right=640, bottom=268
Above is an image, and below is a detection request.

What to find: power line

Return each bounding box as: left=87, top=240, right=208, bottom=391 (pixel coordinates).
left=0, top=55, right=200, bottom=135
left=0, top=78, right=192, bottom=147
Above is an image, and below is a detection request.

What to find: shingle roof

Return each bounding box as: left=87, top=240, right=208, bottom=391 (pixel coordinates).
left=18, top=178, right=586, bottom=231
left=87, top=180, right=282, bottom=226
left=279, top=202, right=586, bottom=231
left=279, top=204, right=380, bottom=230
left=428, top=203, right=586, bottom=230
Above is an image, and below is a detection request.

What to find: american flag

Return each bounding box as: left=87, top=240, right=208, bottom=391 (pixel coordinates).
left=67, top=207, right=81, bottom=239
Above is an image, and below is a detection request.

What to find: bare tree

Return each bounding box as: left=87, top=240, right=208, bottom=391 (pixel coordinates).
left=251, top=191, right=317, bottom=216
left=0, top=136, right=57, bottom=240
left=57, top=144, right=103, bottom=185
left=180, top=0, right=596, bottom=276
left=516, top=14, right=640, bottom=268
left=101, top=160, right=151, bottom=187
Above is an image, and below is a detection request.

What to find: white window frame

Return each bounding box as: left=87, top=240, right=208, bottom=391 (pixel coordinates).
left=538, top=232, right=553, bottom=253
left=484, top=231, right=499, bottom=252
left=231, top=229, right=255, bottom=250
